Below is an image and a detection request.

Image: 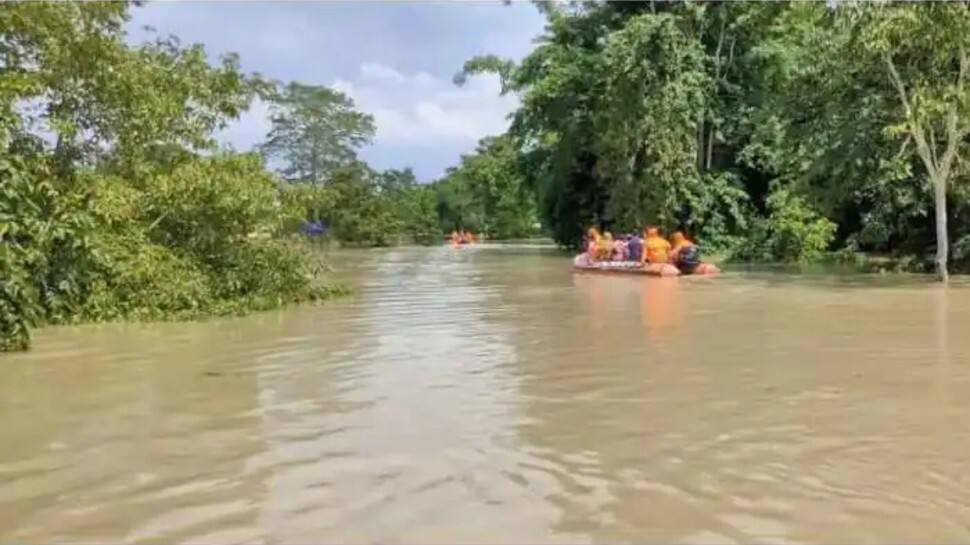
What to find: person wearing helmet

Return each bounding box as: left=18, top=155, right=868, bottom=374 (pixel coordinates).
left=670, top=231, right=701, bottom=274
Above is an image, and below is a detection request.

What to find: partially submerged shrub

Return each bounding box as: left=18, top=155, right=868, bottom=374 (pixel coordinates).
left=2, top=156, right=96, bottom=349
left=764, top=189, right=837, bottom=263
left=730, top=187, right=837, bottom=263
left=3, top=154, right=346, bottom=351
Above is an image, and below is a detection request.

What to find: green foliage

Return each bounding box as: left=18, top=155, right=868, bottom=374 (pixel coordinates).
left=596, top=12, right=709, bottom=230
left=763, top=189, right=836, bottom=263
left=278, top=165, right=440, bottom=247
left=733, top=187, right=836, bottom=263
left=456, top=1, right=970, bottom=272
left=435, top=135, right=540, bottom=239
left=741, top=3, right=970, bottom=278
left=140, top=154, right=277, bottom=260
left=379, top=169, right=441, bottom=245
left=686, top=172, right=752, bottom=253
left=1, top=155, right=97, bottom=349
left=459, top=4, right=612, bottom=246
left=260, top=82, right=376, bottom=184
left=256, top=81, right=438, bottom=246
left=1, top=157, right=49, bottom=350
left=74, top=159, right=342, bottom=324
left=1, top=3, right=344, bottom=351
left=458, top=3, right=756, bottom=248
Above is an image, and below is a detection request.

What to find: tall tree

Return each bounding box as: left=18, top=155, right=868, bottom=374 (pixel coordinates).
left=458, top=3, right=752, bottom=247
left=260, top=82, right=375, bottom=184
left=746, top=3, right=970, bottom=280
left=436, top=135, right=538, bottom=239
left=860, top=4, right=970, bottom=281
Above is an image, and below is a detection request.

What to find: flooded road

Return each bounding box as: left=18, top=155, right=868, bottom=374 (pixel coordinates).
left=3, top=244, right=970, bottom=543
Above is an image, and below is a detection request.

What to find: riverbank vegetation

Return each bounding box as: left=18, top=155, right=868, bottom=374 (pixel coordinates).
left=433, top=135, right=541, bottom=240
left=6, top=2, right=970, bottom=350
left=457, top=1, right=970, bottom=280
left=1, top=3, right=347, bottom=351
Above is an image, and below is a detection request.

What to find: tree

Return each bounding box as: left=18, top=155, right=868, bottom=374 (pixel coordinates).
left=458, top=3, right=752, bottom=247
left=379, top=168, right=440, bottom=244
left=594, top=11, right=709, bottom=231
left=436, top=135, right=538, bottom=239
left=858, top=5, right=970, bottom=281
left=260, top=82, right=375, bottom=184
left=1, top=2, right=335, bottom=350
left=457, top=3, right=618, bottom=247
left=745, top=3, right=970, bottom=280
left=1, top=2, right=255, bottom=177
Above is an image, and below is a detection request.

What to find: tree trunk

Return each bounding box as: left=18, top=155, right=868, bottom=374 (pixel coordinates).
left=706, top=123, right=715, bottom=170
left=696, top=115, right=706, bottom=171
left=933, top=174, right=949, bottom=282
left=311, top=147, right=319, bottom=184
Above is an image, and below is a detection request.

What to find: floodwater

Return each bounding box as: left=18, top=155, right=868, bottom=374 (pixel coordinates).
left=3, top=244, right=970, bottom=543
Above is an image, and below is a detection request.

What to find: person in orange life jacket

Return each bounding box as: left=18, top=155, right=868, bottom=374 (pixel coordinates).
left=641, top=227, right=671, bottom=264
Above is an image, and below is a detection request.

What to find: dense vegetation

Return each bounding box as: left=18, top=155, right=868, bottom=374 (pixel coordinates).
left=7, top=1, right=970, bottom=350
left=434, top=135, right=541, bottom=239
left=1, top=2, right=436, bottom=351
left=458, top=1, right=970, bottom=280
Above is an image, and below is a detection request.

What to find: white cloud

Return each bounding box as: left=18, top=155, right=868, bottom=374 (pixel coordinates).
left=125, top=1, right=544, bottom=180
left=341, top=62, right=516, bottom=147
left=219, top=62, right=517, bottom=177
left=215, top=96, right=273, bottom=152
left=360, top=62, right=406, bottom=83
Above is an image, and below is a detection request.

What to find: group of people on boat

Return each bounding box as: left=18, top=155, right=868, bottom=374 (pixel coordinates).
left=449, top=230, right=476, bottom=246
left=582, top=227, right=707, bottom=274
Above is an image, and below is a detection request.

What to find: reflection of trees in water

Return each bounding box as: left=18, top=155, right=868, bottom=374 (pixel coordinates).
left=571, top=273, right=688, bottom=348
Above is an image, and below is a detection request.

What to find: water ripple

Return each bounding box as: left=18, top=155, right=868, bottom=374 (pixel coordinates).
left=3, top=245, right=970, bottom=542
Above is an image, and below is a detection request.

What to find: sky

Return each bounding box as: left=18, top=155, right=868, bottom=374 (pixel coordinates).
left=125, top=1, right=547, bottom=182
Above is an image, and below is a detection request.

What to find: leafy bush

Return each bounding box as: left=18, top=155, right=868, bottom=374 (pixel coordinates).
left=1, top=156, right=96, bottom=349
left=80, top=156, right=341, bottom=320
left=277, top=165, right=441, bottom=246
left=729, top=187, right=837, bottom=263
left=686, top=172, right=753, bottom=254
left=1, top=3, right=348, bottom=352
left=82, top=232, right=213, bottom=321
left=2, top=154, right=346, bottom=351
left=140, top=154, right=278, bottom=261
left=762, top=188, right=837, bottom=263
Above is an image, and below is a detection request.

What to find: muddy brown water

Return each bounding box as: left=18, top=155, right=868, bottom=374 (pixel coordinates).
left=3, top=244, right=970, bottom=543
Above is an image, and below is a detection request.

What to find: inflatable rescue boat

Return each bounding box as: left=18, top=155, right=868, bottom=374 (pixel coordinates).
left=572, top=254, right=719, bottom=277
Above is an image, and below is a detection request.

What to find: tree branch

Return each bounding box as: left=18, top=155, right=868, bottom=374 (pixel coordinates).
left=713, top=15, right=726, bottom=76
left=940, top=45, right=967, bottom=179
left=896, top=134, right=912, bottom=158
left=885, top=51, right=936, bottom=174
left=884, top=51, right=913, bottom=116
